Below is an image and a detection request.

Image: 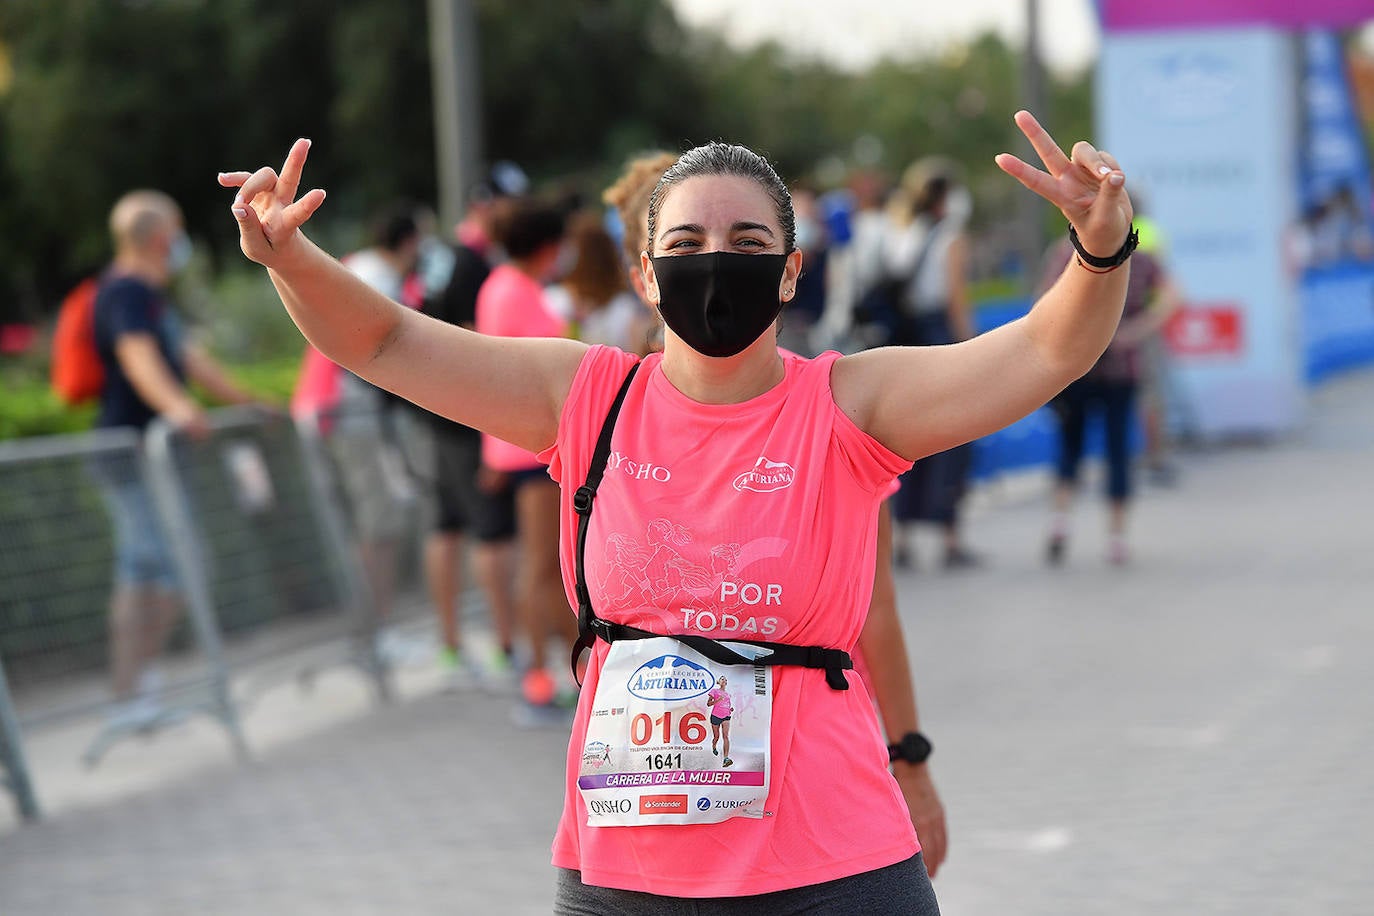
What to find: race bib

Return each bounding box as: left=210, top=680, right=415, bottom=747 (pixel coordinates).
left=577, top=637, right=772, bottom=826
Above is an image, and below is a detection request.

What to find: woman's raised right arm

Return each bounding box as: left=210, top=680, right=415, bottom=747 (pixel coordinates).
left=218, top=140, right=586, bottom=453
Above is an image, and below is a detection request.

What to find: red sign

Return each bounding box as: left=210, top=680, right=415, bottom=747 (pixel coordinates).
left=639, top=794, right=688, bottom=815
left=1163, top=303, right=1244, bottom=357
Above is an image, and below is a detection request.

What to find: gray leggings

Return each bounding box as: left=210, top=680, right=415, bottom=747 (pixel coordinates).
left=553, top=853, right=940, bottom=916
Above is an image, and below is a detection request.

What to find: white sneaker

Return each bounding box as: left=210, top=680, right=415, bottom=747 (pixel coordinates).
left=376, top=628, right=433, bottom=667
left=478, top=647, right=519, bottom=695
left=136, top=666, right=166, bottom=701
left=437, top=648, right=480, bottom=692
left=105, top=696, right=163, bottom=733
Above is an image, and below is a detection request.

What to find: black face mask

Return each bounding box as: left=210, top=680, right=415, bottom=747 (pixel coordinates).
left=650, top=252, right=788, bottom=358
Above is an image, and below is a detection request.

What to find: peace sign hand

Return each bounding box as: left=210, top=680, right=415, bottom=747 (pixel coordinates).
left=996, top=110, right=1134, bottom=259
left=217, top=138, right=327, bottom=270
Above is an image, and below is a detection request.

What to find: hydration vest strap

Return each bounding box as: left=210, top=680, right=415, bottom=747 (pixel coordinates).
left=569, top=360, right=851, bottom=692
left=588, top=617, right=852, bottom=691
left=571, top=363, right=641, bottom=680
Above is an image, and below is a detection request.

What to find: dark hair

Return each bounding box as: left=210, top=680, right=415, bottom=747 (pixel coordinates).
left=646, top=142, right=795, bottom=254
left=494, top=199, right=566, bottom=260
left=369, top=204, right=419, bottom=253
left=913, top=175, right=950, bottom=217
left=897, top=157, right=960, bottom=223
left=563, top=209, right=627, bottom=306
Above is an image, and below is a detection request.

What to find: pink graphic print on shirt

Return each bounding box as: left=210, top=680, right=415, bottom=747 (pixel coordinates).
left=596, top=518, right=790, bottom=634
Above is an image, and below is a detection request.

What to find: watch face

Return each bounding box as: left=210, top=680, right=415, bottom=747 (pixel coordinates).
left=901, top=732, right=932, bottom=763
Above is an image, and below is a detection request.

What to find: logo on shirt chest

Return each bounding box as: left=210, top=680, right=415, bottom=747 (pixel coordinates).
left=627, top=654, right=714, bottom=701
left=732, top=456, right=795, bottom=493
left=607, top=450, right=672, bottom=484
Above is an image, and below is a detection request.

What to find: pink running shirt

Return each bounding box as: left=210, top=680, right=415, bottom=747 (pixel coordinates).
left=540, top=345, right=920, bottom=897
left=475, top=263, right=568, bottom=471
left=707, top=687, right=733, bottom=719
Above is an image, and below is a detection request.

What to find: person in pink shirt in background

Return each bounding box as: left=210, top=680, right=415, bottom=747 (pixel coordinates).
left=222, top=107, right=1134, bottom=913
left=473, top=199, right=577, bottom=720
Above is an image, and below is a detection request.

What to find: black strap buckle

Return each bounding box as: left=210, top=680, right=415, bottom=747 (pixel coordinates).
left=808, top=647, right=852, bottom=690
left=572, top=485, right=594, bottom=516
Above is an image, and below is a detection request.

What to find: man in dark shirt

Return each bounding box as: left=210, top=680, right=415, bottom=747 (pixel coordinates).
left=93, top=190, right=260, bottom=727
left=419, top=182, right=522, bottom=689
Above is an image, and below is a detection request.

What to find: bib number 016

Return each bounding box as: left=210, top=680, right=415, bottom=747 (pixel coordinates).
left=629, top=710, right=708, bottom=746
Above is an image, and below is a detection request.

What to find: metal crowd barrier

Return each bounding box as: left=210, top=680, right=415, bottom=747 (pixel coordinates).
left=0, top=656, right=38, bottom=822
left=144, top=406, right=394, bottom=708
left=0, top=426, right=246, bottom=818
left=294, top=401, right=437, bottom=628
left=0, top=405, right=418, bottom=822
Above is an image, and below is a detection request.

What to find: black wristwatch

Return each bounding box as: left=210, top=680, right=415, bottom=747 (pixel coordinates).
left=887, top=731, right=933, bottom=765
left=1068, top=223, right=1138, bottom=270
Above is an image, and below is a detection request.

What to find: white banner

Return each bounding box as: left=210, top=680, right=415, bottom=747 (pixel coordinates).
left=1097, top=28, right=1305, bottom=437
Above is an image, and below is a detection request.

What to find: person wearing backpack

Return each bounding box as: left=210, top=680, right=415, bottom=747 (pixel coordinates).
left=883, top=161, right=982, bottom=571
left=89, top=189, right=262, bottom=730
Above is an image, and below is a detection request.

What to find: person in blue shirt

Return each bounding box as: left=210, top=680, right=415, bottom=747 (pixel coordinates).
left=93, top=190, right=261, bottom=729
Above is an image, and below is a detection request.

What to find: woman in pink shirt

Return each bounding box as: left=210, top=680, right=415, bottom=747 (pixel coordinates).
left=473, top=200, right=577, bottom=717
left=605, top=151, right=948, bottom=878
left=222, top=110, right=1135, bottom=913
left=706, top=675, right=734, bottom=767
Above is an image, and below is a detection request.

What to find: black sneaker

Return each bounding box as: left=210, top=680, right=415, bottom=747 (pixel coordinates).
left=942, top=546, right=982, bottom=570
left=1147, top=462, right=1179, bottom=487
left=1046, top=534, right=1066, bottom=567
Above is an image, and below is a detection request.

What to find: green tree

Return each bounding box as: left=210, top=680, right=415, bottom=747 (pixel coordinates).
left=1, top=1, right=232, bottom=316
left=0, top=0, right=344, bottom=317
left=0, top=2, right=1093, bottom=326
left=473, top=0, right=704, bottom=182
left=0, top=0, right=708, bottom=320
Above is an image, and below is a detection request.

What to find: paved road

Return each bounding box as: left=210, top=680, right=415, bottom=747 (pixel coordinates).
left=2, top=371, right=1371, bottom=915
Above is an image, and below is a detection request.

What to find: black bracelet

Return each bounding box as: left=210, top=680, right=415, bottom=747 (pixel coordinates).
left=1068, top=223, right=1138, bottom=270
left=888, top=731, right=933, bottom=764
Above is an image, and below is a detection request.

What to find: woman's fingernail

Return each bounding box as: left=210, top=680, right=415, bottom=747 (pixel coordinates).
left=233, top=194, right=243, bottom=206
left=1098, top=165, right=1111, bottom=176
left=1109, top=173, right=1125, bottom=187
left=232, top=207, right=248, bottom=218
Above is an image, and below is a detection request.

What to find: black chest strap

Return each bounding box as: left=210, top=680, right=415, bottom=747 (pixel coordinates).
left=569, top=361, right=852, bottom=691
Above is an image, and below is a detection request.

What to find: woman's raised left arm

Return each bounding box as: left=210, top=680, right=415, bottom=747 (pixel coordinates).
left=833, top=110, right=1134, bottom=461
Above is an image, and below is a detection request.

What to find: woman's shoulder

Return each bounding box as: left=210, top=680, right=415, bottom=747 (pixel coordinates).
left=784, top=348, right=841, bottom=382
left=564, top=345, right=648, bottom=412
left=544, top=345, right=646, bottom=483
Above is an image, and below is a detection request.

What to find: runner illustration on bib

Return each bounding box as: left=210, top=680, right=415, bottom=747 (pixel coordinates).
left=706, top=676, right=733, bottom=767
left=578, top=640, right=770, bottom=826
